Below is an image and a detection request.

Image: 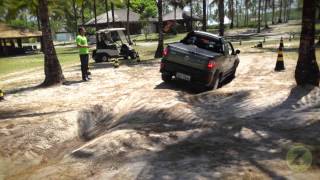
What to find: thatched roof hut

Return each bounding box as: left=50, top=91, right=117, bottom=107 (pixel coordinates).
left=0, top=23, right=42, bottom=56
left=0, top=23, right=42, bottom=39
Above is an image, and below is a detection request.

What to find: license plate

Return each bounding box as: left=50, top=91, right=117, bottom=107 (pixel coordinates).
left=176, top=72, right=191, bottom=81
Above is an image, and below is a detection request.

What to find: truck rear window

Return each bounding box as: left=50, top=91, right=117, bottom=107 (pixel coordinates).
left=181, top=34, right=223, bottom=53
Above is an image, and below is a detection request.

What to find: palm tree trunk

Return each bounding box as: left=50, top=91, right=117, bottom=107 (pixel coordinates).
left=111, top=2, right=115, bottom=25
left=218, top=0, right=224, bottom=36
left=229, top=0, right=234, bottom=29
left=202, top=0, right=207, bottom=31
left=38, top=0, right=64, bottom=86
left=190, top=0, right=193, bottom=31
left=81, top=0, right=85, bottom=26
left=36, top=5, right=44, bottom=52
left=283, top=0, right=287, bottom=22
left=93, top=0, right=97, bottom=31
left=272, top=0, right=275, bottom=24
left=258, top=0, right=261, bottom=33
left=278, top=0, right=283, bottom=23
left=236, top=0, right=239, bottom=27
left=264, top=0, right=269, bottom=28
left=155, top=0, right=164, bottom=58
left=174, top=5, right=177, bottom=21
left=126, top=0, right=132, bottom=44
left=295, top=0, right=319, bottom=86
left=105, top=0, right=109, bottom=27
left=72, top=0, right=78, bottom=32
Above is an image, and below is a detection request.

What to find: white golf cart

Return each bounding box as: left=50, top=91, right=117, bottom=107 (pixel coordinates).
left=92, top=28, right=140, bottom=63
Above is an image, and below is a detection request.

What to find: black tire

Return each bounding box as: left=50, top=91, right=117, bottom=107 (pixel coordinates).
left=101, top=55, right=109, bottom=62
left=161, top=73, right=172, bottom=83
left=130, top=52, right=137, bottom=59
left=207, top=74, right=221, bottom=90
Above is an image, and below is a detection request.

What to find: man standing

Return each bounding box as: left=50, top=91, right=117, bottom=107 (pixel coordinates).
left=76, top=27, right=90, bottom=81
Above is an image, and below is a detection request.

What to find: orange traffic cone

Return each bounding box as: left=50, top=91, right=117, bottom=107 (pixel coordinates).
left=275, top=37, right=285, bottom=71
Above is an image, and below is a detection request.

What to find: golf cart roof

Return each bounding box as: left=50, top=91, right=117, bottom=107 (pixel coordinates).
left=97, top=28, right=126, bottom=33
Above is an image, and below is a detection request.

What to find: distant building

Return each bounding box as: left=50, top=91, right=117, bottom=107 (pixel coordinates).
left=55, top=28, right=74, bottom=42
left=162, top=8, right=201, bottom=33
left=0, top=23, right=42, bottom=56
left=85, top=9, right=156, bottom=35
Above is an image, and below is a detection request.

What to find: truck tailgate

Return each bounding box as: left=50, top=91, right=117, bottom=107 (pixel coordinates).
left=167, top=43, right=221, bottom=71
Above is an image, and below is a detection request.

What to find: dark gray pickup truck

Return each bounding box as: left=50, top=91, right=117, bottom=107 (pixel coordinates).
left=160, top=31, right=240, bottom=90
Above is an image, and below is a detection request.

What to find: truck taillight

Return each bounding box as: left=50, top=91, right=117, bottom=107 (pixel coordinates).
left=163, top=47, right=169, bottom=57
left=207, top=60, right=216, bottom=70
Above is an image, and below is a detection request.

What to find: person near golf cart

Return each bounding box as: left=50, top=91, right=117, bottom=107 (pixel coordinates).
left=92, top=28, right=140, bottom=63
left=76, top=27, right=91, bottom=81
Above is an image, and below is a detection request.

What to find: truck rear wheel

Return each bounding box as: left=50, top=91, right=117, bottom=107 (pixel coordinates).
left=207, top=74, right=221, bottom=90
left=161, top=73, right=172, bottom=83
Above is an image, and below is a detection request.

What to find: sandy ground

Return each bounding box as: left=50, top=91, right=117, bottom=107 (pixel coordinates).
left=0, top=46, right=320, bottom=180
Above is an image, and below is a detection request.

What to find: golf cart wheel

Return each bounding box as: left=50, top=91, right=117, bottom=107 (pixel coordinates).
left=101, top=55, right=109, bottom=62
left=129, top=52, right=137, bottom=60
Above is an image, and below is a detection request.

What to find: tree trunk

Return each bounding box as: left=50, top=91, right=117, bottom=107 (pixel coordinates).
left=264, top=0, right=269, bottom=28
left=126, top=0, right=132, bottom=44
left=190, top=0, right=193, bottom=31
left=229, top=0, right=234, bottom=29
left=81, top=0, right=85, bottom=26
left=202, top=0, right=207, bottom=31
left=93, top=0, right=98, bottom=31
left=174, top=5, right=177, bottom=22
left=258, top=0, right=261, bottom=33
left=218, top=0, right=224, bottom=36
left=111, top=2, right=115, bottom=25
left=155, top=0, right=164, bottom=58
left=287, top=0, right=291, bottom=22
left=72, top=0, right=78, bottom=32
left=38, top=0, right=64, bottom=86
left=278, top=0, right=283, bottom=23
left=245, top=1, right=249, bottom=26
left=36, top=5, right=44, bottom=52
left=272, top=0, right=275, bottom=24
left=295, top=0, right=319, bottom=86
left=283, top=0, right=287, bottom=22
left=105, top=0, right=109, bottom=27
left=236, top=0, right=239, bottom=27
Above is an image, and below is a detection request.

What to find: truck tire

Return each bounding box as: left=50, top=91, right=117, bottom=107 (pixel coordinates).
left=161, top=73, right=172, bottom=83
left=207, top=73, right=221, bottom=90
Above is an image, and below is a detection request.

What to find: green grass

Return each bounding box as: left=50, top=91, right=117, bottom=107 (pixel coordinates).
left=0, top=48, right=79, bottom=78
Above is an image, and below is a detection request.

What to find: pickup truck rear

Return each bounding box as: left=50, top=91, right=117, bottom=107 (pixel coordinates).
left=160, top=31, right=240, bottom=90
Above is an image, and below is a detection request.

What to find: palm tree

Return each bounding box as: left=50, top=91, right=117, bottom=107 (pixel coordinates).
left=295, top=0, right=319, bottom=86
left=244, top=0, right=250, bottom=26
left=202, top=0, right=207, bottom=31
left=93, top=0, right=97, bottom=31
left=278, top=0, right=283, bottom=23
left=218, top=0, right=224, bottom=36
left=271, top=0, right=275, bottom=24
left=126, top=0, right=132, bottom=44
left=264, top=0, right=269, bottom=28
left=190, top=0, right=193, bottom=31
left=38, top=0, right=64, bottom=86
left=257, top=0, right=261, bottom=33
left=104, top=0, right=109, bottom=27
left=155, top=0, right=164, bottom=58
left=72, top=0, right=78, bottom=32
left=229, top=0, right=235, bottom=29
